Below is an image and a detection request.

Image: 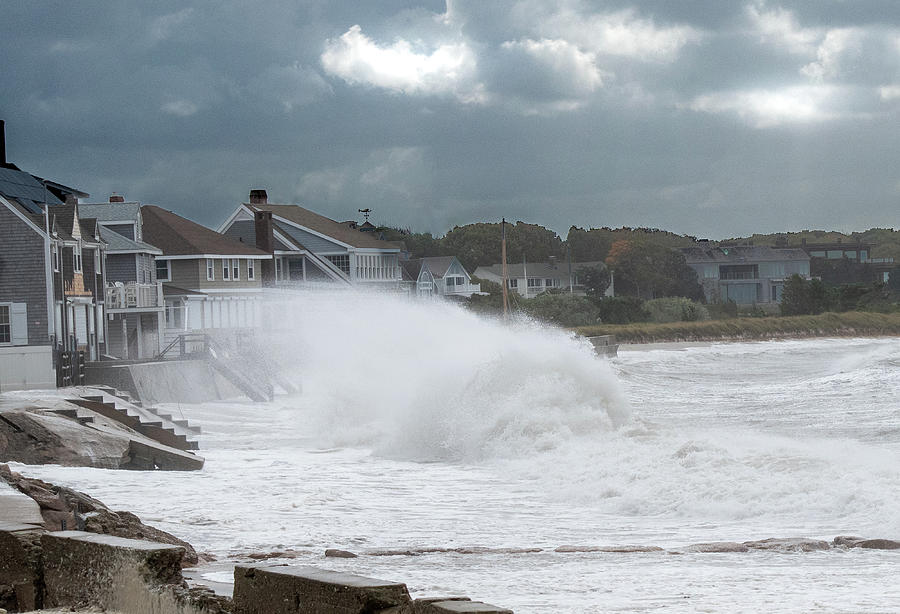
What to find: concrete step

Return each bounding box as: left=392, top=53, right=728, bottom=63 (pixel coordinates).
left=69, top=393, right=198, bottom=452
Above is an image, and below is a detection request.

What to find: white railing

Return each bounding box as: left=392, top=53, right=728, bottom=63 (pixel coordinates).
left=106, top=282, right=163, bottom=309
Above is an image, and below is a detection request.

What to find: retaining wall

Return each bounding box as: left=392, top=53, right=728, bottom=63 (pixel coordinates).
left=0, top=526, right=515, bottom=614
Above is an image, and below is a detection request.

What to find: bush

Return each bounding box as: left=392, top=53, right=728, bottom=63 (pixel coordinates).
left=643, top=297, right=710, bottom=323
left=596, top=296, right=649, bottom=324
left=521, top=293, right=600, bottom=327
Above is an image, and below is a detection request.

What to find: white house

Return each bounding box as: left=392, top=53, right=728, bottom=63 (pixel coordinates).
left=400, top=256, right=481, bottom=298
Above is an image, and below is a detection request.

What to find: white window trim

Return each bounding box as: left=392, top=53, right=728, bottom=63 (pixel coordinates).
left=222, top=259, right=230, bottom=280
left=157, top=259, right=172, bottom=282
left=247, top=259, right=255, bottom=280
left=73, top=241, right=83, bottom=273
left=51, top=244, right=59, bottom=272
left=206, top=258, right=215, bottom=281
left=232, top=258, right=240, bottom=281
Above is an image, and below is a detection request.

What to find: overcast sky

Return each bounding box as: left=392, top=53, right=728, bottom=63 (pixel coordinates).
left=2, top=1, right=898, bottom=239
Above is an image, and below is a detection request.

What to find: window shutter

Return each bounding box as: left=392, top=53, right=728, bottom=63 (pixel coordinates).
left=11, top=302, right=28, bottom=345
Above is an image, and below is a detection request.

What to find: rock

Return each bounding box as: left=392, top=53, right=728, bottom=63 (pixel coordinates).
left=683, top=542, right=749, bottom=553
left=1, top=465, right=198, bottom=566
left=833, top=535, right=866, bottom=547
left=554, top=545, right=663, bottom=553
left=325, top=548, right=358, bottom=558
left=834, top=536, right=900, bottom=550
left=0, top=410, right=131, bottom=468
left=742, top=538, right=830, bottom=552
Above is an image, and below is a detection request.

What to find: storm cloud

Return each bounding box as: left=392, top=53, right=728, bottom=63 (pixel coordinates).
left=1, top=0, right=898, bottom=238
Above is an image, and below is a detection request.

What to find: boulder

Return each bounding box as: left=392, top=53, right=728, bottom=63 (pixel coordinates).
left=683, top=542, right=749, bottom=553
left=1, top=464, right=198, bottom=565
left=742, top=538, right=830, bottom=552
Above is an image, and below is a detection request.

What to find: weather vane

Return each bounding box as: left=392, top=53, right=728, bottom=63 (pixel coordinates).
left=358, top=208, right=371, bottom=222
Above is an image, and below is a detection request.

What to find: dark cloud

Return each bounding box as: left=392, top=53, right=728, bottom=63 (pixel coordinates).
left=1, top=1, right=898, bottom=238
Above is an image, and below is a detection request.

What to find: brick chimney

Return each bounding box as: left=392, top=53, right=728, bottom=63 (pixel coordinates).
left=255, top=210, right=275, bottom=285
left=109, top=193, right=125, bottom=203
left=249, top=189, right=268, bottom=205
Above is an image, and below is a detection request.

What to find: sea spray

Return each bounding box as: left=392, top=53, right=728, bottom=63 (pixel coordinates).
left=281, top=290, right=629, bottom=460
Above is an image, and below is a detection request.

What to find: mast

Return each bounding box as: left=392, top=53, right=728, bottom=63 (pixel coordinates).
left=501, top=218, right=509, bottom=319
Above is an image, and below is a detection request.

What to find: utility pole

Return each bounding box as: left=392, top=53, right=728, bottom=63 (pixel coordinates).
left=501, top=218, right=509, bottom=319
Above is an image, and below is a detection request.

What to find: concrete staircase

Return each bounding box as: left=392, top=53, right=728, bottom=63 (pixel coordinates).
left=67, top=387, right=201, bottom=452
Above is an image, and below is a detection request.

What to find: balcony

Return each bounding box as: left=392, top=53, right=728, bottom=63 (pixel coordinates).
left=106, top=282, right=164, bottom=310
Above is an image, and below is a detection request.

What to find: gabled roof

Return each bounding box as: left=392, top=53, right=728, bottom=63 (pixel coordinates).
left=99, top=226, right=162, bottom=255
left=475, top=260, right=605, bottom=279
left=246, top=203, right=401, bottom=250
left=142, top=205, right=269, bottom=257
left=681, top=245, right=810, bottom=263
left=402, top=256, right=464, bottom=280
left=0, top=166, right=63, bottom=213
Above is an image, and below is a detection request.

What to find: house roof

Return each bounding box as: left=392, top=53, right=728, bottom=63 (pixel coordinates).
left=681, top=245, right=810, bottom=263
left=99, top=226, right=162, bottom=254
left=246, top=203, right=401, bottom=250
left=476, top=260, right=605, bottom=279
left=79, top=201, right=142, bottom=223
left=402, top=256, right=464, bottom=280
left=0, top=166, right=63, bottom=213
left=142, top=205, right=269, bottom=257
left=162, top=284, right=207, bottom=297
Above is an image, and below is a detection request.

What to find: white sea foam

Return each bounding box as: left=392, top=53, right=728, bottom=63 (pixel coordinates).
left=8, top=293, right=900, bottom=612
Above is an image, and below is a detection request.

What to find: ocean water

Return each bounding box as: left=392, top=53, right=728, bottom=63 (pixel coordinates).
left=10, top=294, right=900, bottom=612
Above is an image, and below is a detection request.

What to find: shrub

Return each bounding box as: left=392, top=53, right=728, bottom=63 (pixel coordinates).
left=596, top=296, right=649, bottom=324
left=521, top=293, right=600, bottom=327
left=643, top=297, right=710, bottom=323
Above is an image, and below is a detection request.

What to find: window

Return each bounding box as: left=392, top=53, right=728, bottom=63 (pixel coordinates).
left=325, top=254, right=351, bottom=275
left=73, top=242, right=82, bottom=273
left=94, top=249, right=101, bottom=275
left=232, top=259, right=240, bottom=280
left=545, top=278, right=553, bottom=287
left=0, top=305, right=9, bottom=343
left=275, top=257, right=283, bottom=281
left=508, top=279, right=518, bottom=288
left=51, top=244, right=59, bottom=272
left=223, top=259, right=230, bottom=280
left=206, top=259, right=214, bottom=281
left=527, top=278, right=540, bottom=287
left=247, top=259, right=255, bottom=280
left=156, top=259, right=171, bottom=281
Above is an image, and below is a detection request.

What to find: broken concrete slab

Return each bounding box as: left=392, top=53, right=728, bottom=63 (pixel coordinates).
left=232, top=565, right=412, bottom=614
left=416, top=600, right=513, bottom=614
left=0, top=482, right=43, bottom=527
left=0, top=522, right=44, bottom=612
left=42, top=531, right=184, bottom=610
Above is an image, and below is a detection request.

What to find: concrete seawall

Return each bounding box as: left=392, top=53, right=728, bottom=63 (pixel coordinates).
left=85, top=360, right=244, bottom=406
left=0, top=523, right=515, bottom=614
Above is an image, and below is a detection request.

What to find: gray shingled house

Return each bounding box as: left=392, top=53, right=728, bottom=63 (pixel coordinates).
left=218, top=190, right=403, bottom=289
left=80, top=195, right=165, bottom=359
left=400, top=256, right=481, bottom=298
left=680, top=244, right=811, bottom=304
left=0, top=139, right=105, bottom=389
left=140, top=205, right=270, bottom=345
left=473, top=260, right=613, bottom=298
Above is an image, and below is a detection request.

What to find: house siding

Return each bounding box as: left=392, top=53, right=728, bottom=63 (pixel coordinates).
left=107, top=254, right=137, bottom=282
left=196, top=257, right=264, bottom=290
left=169, top=259, right=201, bottom=289
left=0, top=204, right=50, bottom=345
left=223, top=220, right=256, bottom=246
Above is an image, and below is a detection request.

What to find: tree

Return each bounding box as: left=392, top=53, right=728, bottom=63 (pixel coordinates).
left=605, top=240, right=702, bottom=300
left=780, top=275, right=834, bottom=315
left=442, top=221, right=565, bottom=271
left=576, top=264, right=610, bottom=301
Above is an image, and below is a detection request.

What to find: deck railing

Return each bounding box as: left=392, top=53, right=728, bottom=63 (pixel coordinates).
left=106, top=282, right=163, bottom=309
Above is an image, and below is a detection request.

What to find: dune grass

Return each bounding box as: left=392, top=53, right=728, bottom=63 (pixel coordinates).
left=574, top=311, right=900, bottom=344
